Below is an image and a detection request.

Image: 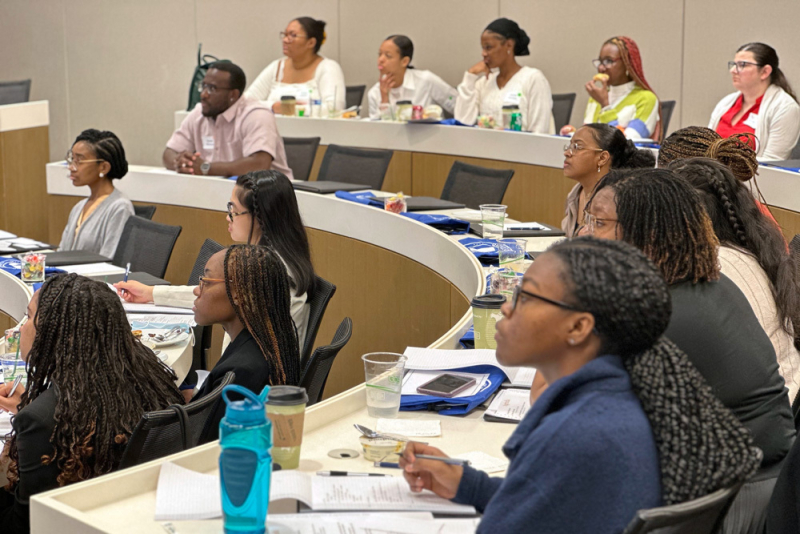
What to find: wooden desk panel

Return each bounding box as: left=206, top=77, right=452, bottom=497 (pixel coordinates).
left=771, top=206, right=800, bottom=242
left=0, top=126, right=50, bottom=241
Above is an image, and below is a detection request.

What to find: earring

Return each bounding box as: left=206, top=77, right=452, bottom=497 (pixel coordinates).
left=99, top=173, right=104, bottom=177
left=568, top=338, right=576, bottom=345
left=626, top=70, right=629, bottom=76
left=597, top=165, right=601, bottom=173
left=507, top=50, right=511, bottom=55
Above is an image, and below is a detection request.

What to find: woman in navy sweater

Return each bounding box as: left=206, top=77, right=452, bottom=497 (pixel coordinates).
left=400, top=237, right=761, bottom=534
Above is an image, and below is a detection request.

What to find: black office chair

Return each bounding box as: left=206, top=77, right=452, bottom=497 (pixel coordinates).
left=764, top=432, right=800, bottom=533
left=300, top=317, right=352, bottom=405
left=660, top=100, right=677, bottom=137
left=552, top=93, right=576, bottom=133
left=440, top=161, right=515, bottom=210
left=188, top=238, right=225, bottom=286
left=284, top=137, right=321, bottom=182
left=790, top=140, right=800, bottom=160
left=0, top=79, right=32, bottom=106
left=186, top=239, right=225, bottom=374
left=118, top=371, right=235, bottom=469
left=316, top=144, right=393, bottom=190
left=112, top=216, right=182, bottom=278
left=623, top=482, right=745, bottom=534
left=133, top=204, right=157, bottom=221
left=300, top=275, right=337, bottom=369
left=345, top=85, right=366, bottom=110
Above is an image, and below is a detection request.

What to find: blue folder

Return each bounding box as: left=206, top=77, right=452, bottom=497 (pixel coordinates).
left=400, top=364, right=505, bottom=415
left=459, top=237, right=533, bottom=265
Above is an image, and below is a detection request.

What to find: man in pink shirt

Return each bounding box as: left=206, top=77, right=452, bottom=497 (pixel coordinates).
left=163, top=62, right=294, bottom=180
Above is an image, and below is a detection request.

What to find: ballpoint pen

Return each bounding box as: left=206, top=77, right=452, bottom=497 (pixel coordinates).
left=120, top=262, right=131, bottom=296
left=316, top=471, right=388, bottom=477
left=7, top=374, right=23, bottom=399
left=412, top=454, right=471, bottom=466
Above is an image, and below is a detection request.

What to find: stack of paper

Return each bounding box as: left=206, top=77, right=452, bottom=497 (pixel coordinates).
left=60, top=262, right=126, bottom=276
left=484, top=388, right=531, bottom=423
left=402, top=347, right=536, bottom=388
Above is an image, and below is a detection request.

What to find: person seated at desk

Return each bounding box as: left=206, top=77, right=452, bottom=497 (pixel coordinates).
left=561, top=123, right=654, bottom=237
left=244, top=17, right=346, bottom=115
left=670, top=158, right=800, bottom=404
left=115, top=170, right=314, bottom=353
left=164, top=61, right=293, bottom=179
left=58, top=129, right=134, bottom=257
left=454, top=18, right=554, bottom=134
left=367, top=35, right=457, bottom=120
left=581, top=169, right=795, bottom=532
left=0, top=274, right=183, bottom=534
left=400, top=237, right=760, bottom=534
left=190, top=245, right=300, bottom=437
left=708, top=43, right=800, bottom=161
left=583, top=36, right=662, bottom=141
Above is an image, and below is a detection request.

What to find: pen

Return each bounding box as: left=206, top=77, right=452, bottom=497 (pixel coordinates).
left=121, top=262, right=131, bottom=296
left=317, top=471, right=389, bottom=477
left=373, top=461, right=400, bottom=469
left=8, top=374, right=23, bottom=397
left=413, top=454, right=471, bottom=466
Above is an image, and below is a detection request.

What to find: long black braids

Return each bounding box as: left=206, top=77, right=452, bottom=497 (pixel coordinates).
left=5, top=274, right=182, bottom=489
left=223, top=245, right=301, bottom=386
left=548, top=237, right=761, bottom=505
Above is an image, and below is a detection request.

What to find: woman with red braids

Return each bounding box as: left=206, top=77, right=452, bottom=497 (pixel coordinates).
left=583, top=36, right=662, bottom=141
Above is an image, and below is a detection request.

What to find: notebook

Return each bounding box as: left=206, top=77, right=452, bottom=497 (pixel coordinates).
left=43, top=250, right=112, bottom=266
left=483, top=388, right=531, bottom=424
left=469, top=222, right=566, bottom=238
left=292, top=180, right=370, bottom=194
left=88, top=271, right=170, bottom=285
left=369, top=196, right=466, bottom=211
left=402, top=347, right=536, bottom=388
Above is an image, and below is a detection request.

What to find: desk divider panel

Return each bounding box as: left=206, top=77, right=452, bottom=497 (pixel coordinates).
left=0, top=125, right=50, bottom=242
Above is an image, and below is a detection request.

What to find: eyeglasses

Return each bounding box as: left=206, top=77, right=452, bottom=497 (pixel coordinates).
left=728, top=61, right=760, bottom=73
left=592, top=58, right=619, bottom=69
left=197, top=276, right=228, bottom=294
left=226, top=202, right=250, bottom=220
left=509, top=285, right=584, bottom=315
left=582, top=212, right=618, bottom=234
left=563, top=142, right=604, bottom=157
left=198, top=83, right=233, bottom=94
left=66, top=152, right=103, bottom=169
left=280, top=31, right=307, bottom=42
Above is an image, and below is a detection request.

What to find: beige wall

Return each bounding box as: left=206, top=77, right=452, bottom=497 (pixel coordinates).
left=1, top=0, right=798, bottom=165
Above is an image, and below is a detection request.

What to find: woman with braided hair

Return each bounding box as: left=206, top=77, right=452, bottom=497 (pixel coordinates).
left=581, top=168, right=794, bottom=533
left=0, top=274, right=183, bottom=533
left=399, top=237, right=760, bottom=533
left=670, top=158, right=800, bottom=403
left=583, top=36, right=662, bottom=141
left=58, top=129, right=134, bottom=257
left=191, top=245, right=300, bottom=437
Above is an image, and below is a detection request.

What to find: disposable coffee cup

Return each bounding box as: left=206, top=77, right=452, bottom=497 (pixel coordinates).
left=471, top=294, right=506, bottom=350
left=266, top=386, right=309, bottom=470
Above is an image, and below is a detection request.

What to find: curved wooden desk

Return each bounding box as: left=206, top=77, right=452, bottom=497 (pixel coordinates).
left=0, top=270, right=33, bottom=324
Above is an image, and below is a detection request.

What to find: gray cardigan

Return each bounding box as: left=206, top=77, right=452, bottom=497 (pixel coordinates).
left=59, top=188, right=134, bottom=258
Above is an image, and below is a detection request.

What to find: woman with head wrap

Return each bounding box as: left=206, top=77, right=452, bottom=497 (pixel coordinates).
left=584, top=36, right=662, bottom=141
left=454, top=18, right=554, bottom=134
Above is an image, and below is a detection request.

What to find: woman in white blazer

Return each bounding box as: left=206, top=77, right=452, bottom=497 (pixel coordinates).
left=708, top=43, right=800, bottom=161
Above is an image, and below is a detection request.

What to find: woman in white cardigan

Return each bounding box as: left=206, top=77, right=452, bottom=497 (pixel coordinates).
left=455, top=18, right=554, bottom=134
left=708, top=43, right=800, bottom=161
left=244, top=17, right=346, bottom=114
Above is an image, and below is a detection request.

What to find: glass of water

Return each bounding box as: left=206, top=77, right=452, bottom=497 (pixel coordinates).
left=497, top=238, right=527, bottom=273
left=480, top=204, right=507, bottom=240
left=362, top=353, right=406, bottom=418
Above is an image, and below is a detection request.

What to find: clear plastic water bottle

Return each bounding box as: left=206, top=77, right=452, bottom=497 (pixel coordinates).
left=219, top=385, right=272, bottom=534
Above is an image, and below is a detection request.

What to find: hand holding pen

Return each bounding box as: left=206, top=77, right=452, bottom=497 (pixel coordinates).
left=399, top=441, right=466, bottom=499
left=0, top=375, right=25, bottom=415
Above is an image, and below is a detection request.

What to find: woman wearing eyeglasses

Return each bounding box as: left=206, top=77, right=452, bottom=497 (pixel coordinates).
left=583, top=36, right=662, bottom=141
left=560, top=123, right=654, bottom=237
left=58, top=129, right=134, bottom=257
left=244, top=17, right=346, bottom=115
left=400, top=237, right=761, bottom=534
left=708, top=43, right=800, bottom=161
left=115, top=170, right=314, bottom=353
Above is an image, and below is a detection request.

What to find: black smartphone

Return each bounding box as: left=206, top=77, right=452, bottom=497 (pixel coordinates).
left=416, top=373, right=477, bottom=398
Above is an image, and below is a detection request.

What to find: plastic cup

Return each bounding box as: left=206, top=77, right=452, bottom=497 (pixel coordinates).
left=265, top=386, right=308, bottom=470
left=362, top=353, right=406, bottom=419
left=480, top=205, right=506, bottom=240
left=471, top=294, right=506, bottom=350
left=497, top=238, right=527, bottom=273
left=20, top=253, right=45, bottom=283
left=497, top=271, right=523, bottom=298
left=379, top=103, right=394, bottom=121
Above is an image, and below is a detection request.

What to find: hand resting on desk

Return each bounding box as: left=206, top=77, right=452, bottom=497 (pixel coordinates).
left=114, top=280, right=155, bottom=303
left=0, top=382, right=25, bottom=415
left=400, top=442, right=463, bottom=500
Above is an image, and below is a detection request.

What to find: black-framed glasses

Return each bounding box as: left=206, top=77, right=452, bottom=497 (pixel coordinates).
left=592, top=58, right=619, bottom=69
left=280, top=31, right=307, bottom=42
left=198, top=82, right=233, bottom=94
left=510, top=285, right=584, bottom=315
left=226, top=202, right=250, bottom=220
left=563, top=142, right=604, bottom=157
left=728, top=60, right=760, bottom=73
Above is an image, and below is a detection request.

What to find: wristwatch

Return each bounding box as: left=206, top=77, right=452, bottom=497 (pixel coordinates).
left=200, top=161, right=211, bottom=176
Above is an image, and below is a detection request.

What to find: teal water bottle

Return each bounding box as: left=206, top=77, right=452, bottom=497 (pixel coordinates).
left=219, top=385, right=272, bottom=534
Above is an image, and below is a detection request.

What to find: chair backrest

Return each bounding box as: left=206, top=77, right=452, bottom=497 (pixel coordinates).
left=118, top=371, right=235, bottom=469
left=551, top=93, right=576, bottom=133
left=346, top=85, right=366, bottom=110
left=790, top=140, right=800, bottom=160
left=440, top=161, right=515, bottom=209
left=284, top=137, right=321, bottom=182
left=316, top=144, right=393, bottom=189
left=187, top=238, right=225, bottom=286
left=660, top=100, right=677, bottom=137
left=300, top=317, right=352, bottom=405
left=301, top=275, right=337, bottom=369
left=0, top=79, right=32, bottom=106
left=623, top=482, right=744, bottom=534
left=133, top=204, right=157, bottom=220
left=112, top=216, right=182, bottom=278
left=765, top=429, right=800, bottom=534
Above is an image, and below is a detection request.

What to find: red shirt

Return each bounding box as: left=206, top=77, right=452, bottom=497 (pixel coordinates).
left=715, top=94, right=763, bottom=150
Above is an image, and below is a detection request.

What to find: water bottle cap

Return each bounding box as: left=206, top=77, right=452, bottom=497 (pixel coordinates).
left=222, top=385, right=269, bottom=426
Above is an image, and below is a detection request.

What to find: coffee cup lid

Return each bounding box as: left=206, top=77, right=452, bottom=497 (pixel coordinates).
left=267, top=385, right=309, bottom=406
left=471, top=294, right=506, bottom=309
left=281, top=95, right=296, bottom=100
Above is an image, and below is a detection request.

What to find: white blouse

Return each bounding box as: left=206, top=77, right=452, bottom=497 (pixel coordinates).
left=367, top=68, right=457, bottom=119
left=244, top=57, right=346, bottom=112
left=455, top=66, right=555, bottom=134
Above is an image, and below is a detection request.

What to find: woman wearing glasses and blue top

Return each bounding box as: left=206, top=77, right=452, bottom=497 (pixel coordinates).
left=708, top=43, right=800, bottom=161
left=244, top=17, right=346, bottom=115
left=115, top=170, right=314, bottom=353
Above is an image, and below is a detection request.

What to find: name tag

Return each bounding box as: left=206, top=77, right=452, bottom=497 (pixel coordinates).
left=503, top=92, right=521, bottom=106
left=202, top=136, right=215, bottom=150
left=743, top=113, right=759, bottom=129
